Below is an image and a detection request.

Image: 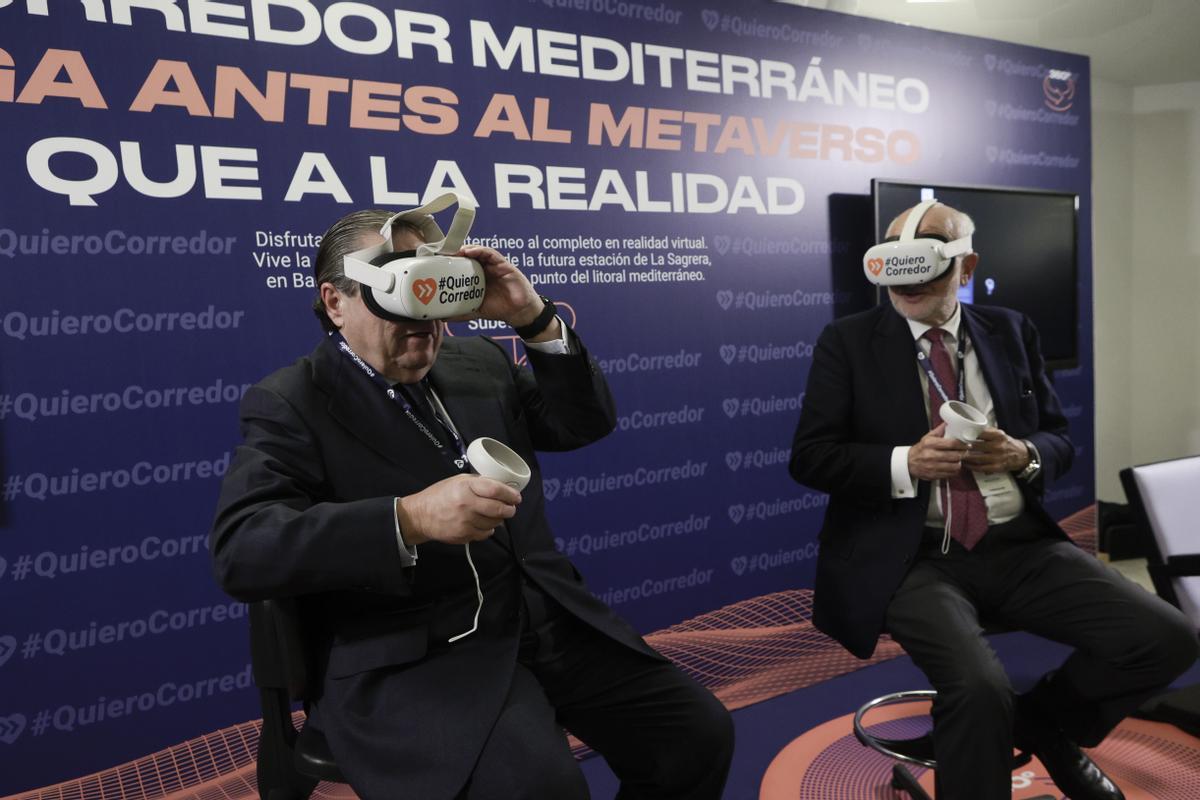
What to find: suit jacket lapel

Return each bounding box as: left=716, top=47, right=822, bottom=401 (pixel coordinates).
left=428, top=343, right=507, bottom=449
left=313, top=337, right=460, bottom=488
left=429, top=341, right=515, bottom=552
left=872, top=307, right=930, bottom=445
left=961, top=307, right=1018, bottom=429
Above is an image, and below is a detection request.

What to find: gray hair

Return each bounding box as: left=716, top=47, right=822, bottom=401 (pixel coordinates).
left=311, top=210, right=422, bottom=332
left=888, top=202, right=975, bottom=242
left=941, top=206, right=976, bottom=242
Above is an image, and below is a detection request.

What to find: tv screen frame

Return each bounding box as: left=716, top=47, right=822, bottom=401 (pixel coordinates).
left=871, top=178, right=1080, bottom=371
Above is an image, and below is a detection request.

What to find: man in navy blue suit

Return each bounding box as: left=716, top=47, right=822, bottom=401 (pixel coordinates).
left=790, top=201, right=1197, bottom=800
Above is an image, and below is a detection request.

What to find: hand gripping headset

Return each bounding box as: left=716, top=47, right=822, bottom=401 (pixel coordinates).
left=862, top=199, right=973, bottom=286
left=343, top=192, right=486, bottom=321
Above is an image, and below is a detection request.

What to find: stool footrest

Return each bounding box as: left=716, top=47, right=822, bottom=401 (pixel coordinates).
left=855, top=689, right=1035, bottom=773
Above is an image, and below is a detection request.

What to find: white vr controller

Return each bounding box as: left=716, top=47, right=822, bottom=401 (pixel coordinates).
left=862, top=199, right=973, bottom=286
left=450, top=437, right=531, bottom=645
left=343, top=192, right=486, bottom=321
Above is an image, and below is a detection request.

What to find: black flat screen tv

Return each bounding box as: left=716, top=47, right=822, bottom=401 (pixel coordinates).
left=872, top=179, right=1079, bottom=370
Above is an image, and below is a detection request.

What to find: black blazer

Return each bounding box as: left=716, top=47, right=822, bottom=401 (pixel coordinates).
left=210, top=333, right=659, bottom=800
left=789, top=303, right=1073, bottom=659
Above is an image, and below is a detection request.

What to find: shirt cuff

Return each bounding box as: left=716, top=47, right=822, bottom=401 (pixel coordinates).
left=522, top=317, right=569, bottom=354
left=891, top=446, right=917, bottom=498
left=393, top=497, right=418, bottom=567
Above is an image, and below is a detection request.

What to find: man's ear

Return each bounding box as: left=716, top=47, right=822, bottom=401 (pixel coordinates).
left=959, top=253, right=980, bottom=285
left=320, top=283, right=344, bottom=328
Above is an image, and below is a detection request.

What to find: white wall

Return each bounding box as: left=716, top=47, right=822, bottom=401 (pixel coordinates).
left=1093, top=81, right=1200, bottom=500
left=1092, top=79, right=1135, bottom=500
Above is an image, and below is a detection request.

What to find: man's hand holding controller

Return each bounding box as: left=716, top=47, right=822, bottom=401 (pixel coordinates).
left=395, top=476, right=520, bottom=546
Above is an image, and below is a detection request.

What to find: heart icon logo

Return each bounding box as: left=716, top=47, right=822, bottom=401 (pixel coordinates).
left=0, top=636, right=15, bottom=668
left=722, top=399, right=739, bottom=418
left=727, top=504, right=745, bottom=525
left=730, top=556, right=748, bottom=576
left=542, top=478, right=560, bottom=502
left=984, top=53, right=996, bottom=71
left=1043, top=74, right=1076, bottom=111
left=412, top=278, right=437, bottom=305
left=713, top=235, right=730, bottom=255
left=701, top=9, right=720, bottom=30
left=866, top=258, right=884, bottom=276
left=719, top=345, right=736, bottom=365
left=0, top=713, right=25, bottom=744
left=725, top=452, right=743, bottom=471
left=985, top=145, right=998, bottom=163
left=716, top=290, right=734, bottom=311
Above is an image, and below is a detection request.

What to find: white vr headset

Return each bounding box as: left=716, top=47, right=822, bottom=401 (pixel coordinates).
left=862, top=199, right=973, bottom=286
left=343, top=192, right=486, bottom=321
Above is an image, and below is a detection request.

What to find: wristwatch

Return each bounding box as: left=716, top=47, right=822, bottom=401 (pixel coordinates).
left=1016, top=441, right=1041, bottom=481
left=513, top=296, right=557, bottom=339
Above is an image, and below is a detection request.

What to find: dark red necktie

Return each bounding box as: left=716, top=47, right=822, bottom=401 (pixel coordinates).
left=923, top=328, right=989, bottom=550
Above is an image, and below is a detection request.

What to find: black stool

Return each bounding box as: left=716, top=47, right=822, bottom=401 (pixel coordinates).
left=251, top=599, right=348, bottom=800
left=854, top=689, right=1033, bottom=800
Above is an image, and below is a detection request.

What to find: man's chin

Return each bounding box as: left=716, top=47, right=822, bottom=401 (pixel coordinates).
left=890, top=293, right=931, bottom=318
left=399, top=342, right=440, bottom=369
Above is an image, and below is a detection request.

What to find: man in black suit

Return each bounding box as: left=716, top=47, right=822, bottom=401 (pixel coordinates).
left=790, top=201, right=1196, bottom=800
left=210, top=208, right=732, bottom=800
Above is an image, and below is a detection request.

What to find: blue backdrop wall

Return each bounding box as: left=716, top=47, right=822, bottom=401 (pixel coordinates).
left=0, top=0, right=1092, bottom=792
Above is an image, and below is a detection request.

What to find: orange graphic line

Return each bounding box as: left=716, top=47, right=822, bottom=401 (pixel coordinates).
left=4, top=506, right=1097, bottom=800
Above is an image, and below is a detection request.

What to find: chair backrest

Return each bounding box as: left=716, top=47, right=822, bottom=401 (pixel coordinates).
left=250, top=597, right=342, bottom=799
left=1120, top=455, right=1200, bottom=628
left=250, top=597, right=314, bottom=700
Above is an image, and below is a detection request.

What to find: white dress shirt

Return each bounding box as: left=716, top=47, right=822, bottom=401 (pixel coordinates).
left=888, top=304, right=1027, bottom=527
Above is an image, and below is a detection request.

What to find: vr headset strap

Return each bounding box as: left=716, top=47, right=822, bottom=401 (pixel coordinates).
left=381, top=192, right=477, bottom=257
left=941, top=236, right=973, bottom=258
left=899, top=199, right=940, bottom=241
left=343, top=191, right=478, bottom=292
left=343, top=241, right=394, bottom=292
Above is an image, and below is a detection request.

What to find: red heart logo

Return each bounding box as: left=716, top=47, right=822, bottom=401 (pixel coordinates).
left=867, top=258, right=884, bottom=275
left=412, top=278, right=437, bottom=305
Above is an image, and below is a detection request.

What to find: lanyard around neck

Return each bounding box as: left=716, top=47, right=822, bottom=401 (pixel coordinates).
left=328, top=331, right=469, bottom=471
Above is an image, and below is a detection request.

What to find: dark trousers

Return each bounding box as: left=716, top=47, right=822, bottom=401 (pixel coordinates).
left=884, top=519, right=1198, bottom=800
left=457, top=583, right=734, bottom=800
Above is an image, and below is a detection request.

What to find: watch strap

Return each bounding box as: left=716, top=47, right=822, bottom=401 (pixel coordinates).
left=513, top=297, right=557, bottom=339
left=1016, top=440, right=1041, bottom=481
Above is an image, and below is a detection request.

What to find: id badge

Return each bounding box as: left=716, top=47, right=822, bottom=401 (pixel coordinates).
left=974, top=470, right=1017, bottom=499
